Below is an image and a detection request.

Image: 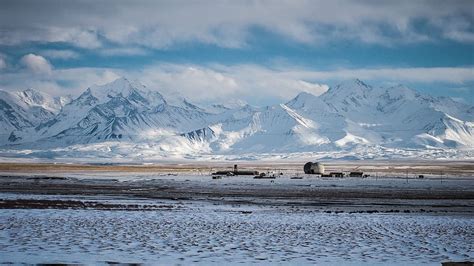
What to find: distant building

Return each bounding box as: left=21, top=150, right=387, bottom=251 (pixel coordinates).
left=331, top=172, right=344, bottom=177
left=349, top=171, right=364, bottom=177
left=304, top=162, right=325, bottom=174
left=323, top=172, right=344, bottom=178
left=212, top=164, right=259, bottom=176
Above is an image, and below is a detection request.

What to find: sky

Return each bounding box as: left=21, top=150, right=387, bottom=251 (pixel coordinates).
left=0, top=0, right=473, bottom=106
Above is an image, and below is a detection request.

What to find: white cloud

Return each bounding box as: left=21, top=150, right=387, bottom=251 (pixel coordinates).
left=286, top=67, right=474, bottom=84
left=0, top=1, right=472, bottom=49
left=125, top=64, right=474, bottom=104
left=297, top=80, right=329, bottom=96
left=20, top=53, right=53, bottom=74
left=444, top=30, right=474, bottom=43
left=97, top=47, right=149, bottom=56
left=0, top=61, right=472, bottom=105
left=0, top=67, right=121, bottom=96
left=139, top=65, right=240, bottom=102
left=41, top=49, right=80, bottom=59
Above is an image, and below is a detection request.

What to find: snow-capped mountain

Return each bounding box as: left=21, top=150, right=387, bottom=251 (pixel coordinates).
left=0, top=89, right=70, bottom=142
left=178, top=79, right=472, bottom=155
left=1, top=77, right=472, bottom=160
left=7, top=78, right=214, bottom=145
left=319, top=79, right=473, bottom=148
left=16, top=88, right=70, bottom=114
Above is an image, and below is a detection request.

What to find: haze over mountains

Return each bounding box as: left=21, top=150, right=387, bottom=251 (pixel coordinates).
left=0, top=78, right=472, bottom=161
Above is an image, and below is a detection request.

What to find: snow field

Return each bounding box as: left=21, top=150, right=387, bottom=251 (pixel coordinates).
left=0, top=206, right=472, bottom=265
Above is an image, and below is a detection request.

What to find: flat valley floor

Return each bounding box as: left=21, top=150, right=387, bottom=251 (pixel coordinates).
left=0, top=161, right=472, bottom=265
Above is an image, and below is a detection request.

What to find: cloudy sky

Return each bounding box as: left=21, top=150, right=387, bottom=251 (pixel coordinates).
left=0, top=0, right=473, bottom=105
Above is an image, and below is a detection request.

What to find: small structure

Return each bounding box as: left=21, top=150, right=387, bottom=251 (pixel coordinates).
left=330, top=172, right=344, bottom=177
left=212, top=164, right=259, bottom=176
left=290, top=176, right=303, bottom=179
left=322, top=172, right=344, bottom=178
left=349, top=171, right=364, bottom=177
left=304, top=162, right=325, bottom=174
left=254, top=172, right=276, bottom=179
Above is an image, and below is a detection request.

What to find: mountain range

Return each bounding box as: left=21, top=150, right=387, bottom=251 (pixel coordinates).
left=0, top=77, right=472, bottom=160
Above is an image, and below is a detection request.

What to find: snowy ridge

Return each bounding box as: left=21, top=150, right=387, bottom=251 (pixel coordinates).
left=0, top=77, right=473, bottom=160
left=0, top=89, right=70, bottom=141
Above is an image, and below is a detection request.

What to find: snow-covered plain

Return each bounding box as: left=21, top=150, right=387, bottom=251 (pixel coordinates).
left=0, top=168, right=472, bottom=265
left=0, top=203, right=472, bottom=265
left=1, top=142, right=473, bottom=164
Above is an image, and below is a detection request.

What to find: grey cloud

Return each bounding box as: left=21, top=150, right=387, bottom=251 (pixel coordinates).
left=0, top=0, right=472, bottom=49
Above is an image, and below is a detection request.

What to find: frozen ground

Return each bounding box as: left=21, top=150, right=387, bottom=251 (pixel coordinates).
left=0, top=203, right=472, bottom=265
left=0, top=162, right=472, bottom=265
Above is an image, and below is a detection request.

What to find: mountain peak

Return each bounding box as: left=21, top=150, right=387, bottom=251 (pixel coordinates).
left=88, top=77, right=144, bottom=102
left=96, top=77, right=133, bottom=89
left=287, top=91, right=318, bottom=105
left=286, top=90, right=328, bottom=112
left=22, top=88, right=43, bottom=95
left=384, top=84, right=419, bottom=101
left=222, top=99, right=248, bottom=109
left=321, top=78, right=374, bottom=101
left=14, top=88, right=66, bottom=112
left=18, top=88, right=46, bottom=102
left=295, top=91, right=316, bottom=98
left=335, top=78, right=371, bottom=91
left=108, top=77, right=141, bottom=89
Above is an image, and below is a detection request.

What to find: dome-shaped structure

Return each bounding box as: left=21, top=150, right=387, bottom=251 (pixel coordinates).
left=303, top=162, right=325, bottom=174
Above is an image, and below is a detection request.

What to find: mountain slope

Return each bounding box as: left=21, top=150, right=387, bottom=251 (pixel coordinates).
left=2, top=78, right=473, bottom=159
left=320, top=79, right=473, bottom=148
left=8, top=78, right=214, bottom=146
left=0, top=89, right=69, bottom=143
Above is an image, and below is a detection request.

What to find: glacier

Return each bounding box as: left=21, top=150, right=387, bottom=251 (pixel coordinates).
left=0, top=77, right=472, bottom=161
